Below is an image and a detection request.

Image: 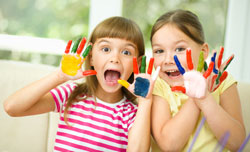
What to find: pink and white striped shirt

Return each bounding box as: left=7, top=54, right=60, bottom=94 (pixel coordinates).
left=50, top=82, right=138, bottom=152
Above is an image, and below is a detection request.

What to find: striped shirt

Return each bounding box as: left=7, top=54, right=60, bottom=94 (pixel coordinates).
left=50, top=82, right=138, bottom=152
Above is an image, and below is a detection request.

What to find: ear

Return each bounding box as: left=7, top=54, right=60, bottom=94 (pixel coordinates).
left=137, top=55, right=143, bottom=69
left=201, top=43, right=209, bottom=60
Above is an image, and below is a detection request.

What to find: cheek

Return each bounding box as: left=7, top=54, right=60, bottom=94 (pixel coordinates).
left=153, top=55, right=164, bottom=67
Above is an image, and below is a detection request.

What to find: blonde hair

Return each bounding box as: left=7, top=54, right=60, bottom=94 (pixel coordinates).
left=64, top=16, right=145, bottom=124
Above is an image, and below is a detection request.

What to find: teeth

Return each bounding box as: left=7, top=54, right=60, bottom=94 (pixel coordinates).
left=166, top=70, right=178, bottom=73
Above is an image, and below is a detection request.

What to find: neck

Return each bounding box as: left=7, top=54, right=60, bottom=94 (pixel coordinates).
left=95, top=85, right=124, bottom=104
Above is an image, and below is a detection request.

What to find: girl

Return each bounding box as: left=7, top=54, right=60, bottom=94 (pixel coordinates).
left=150, top=9, right=245, bottom=151
left=4, top=16, right=153, bottom=151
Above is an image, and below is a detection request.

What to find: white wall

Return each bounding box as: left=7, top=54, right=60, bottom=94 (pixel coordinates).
left=224, top=0, right=250, bottom=83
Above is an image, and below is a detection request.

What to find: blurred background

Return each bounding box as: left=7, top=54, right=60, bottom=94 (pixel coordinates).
left=0, top=0, right=249, bottom=82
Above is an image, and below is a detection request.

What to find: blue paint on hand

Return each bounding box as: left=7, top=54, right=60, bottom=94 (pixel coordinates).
left=134, top=77, right=150, bottom=98
left=174, top=55, right=185, bottom=75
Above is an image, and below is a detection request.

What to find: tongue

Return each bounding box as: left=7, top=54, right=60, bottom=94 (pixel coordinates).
left=105, top=71, right=120, bottom=83
left=170, top=71, right=181, bottom=77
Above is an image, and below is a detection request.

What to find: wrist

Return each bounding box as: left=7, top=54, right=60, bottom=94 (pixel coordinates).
left=194, top=93, right=214, bottom=109
left=138, top=96, right=152, bottom=106
left=54, top=69, right=69, bottom=83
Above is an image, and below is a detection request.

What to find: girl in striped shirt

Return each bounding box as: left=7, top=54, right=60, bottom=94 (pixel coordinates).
left=4, top=17, right=158, bottom=151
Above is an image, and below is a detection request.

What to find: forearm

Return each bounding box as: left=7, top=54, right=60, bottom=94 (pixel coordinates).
left=197, top=94, right=246, bottom=151
left=127, top=98, right=152, bottom=152
left=159, top=99, right=200, bottom=151
left=4, top=70, right=67, bottom=116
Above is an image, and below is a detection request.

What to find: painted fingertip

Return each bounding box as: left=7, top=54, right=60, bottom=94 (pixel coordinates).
left=82, top=70, right=97, bottom=76
left=171, top=86, right=186, bottom=93
left=197, top=51, right=204, bottom=72
left=140, top=56, right=146, bottom=73
left=152, top=66, right=160, bottom=81
left=133, top=57, right=139, bottom=74
left=82, top=45, right=92, bottom=58
left=77, top=37, right=87, bottom=55
left=71, top=38, right=81, bottom=53
left=186, top=49, right=194, bottom=70
left=64, top=40, right=72, bottom=54
left=118, top=79, right=130, bottom=88
left=217, top=46, right=224, bottom=69
left=147, top=58, right=154, bottom=75
left=174, top=55, right=185, bottom=75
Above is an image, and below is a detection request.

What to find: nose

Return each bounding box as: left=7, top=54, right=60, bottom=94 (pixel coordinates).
left=164, top=51, right=175, bottom=65
left=109, top=51, right=120, bottom=64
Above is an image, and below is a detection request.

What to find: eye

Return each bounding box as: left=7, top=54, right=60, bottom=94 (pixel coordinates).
left=154, top=49, right=164, bottom=54
left=102, top=47, right=111, bottom=52
left=121, top=50, right=131, bottom=56
left=175, top=48, right=185, bottom=52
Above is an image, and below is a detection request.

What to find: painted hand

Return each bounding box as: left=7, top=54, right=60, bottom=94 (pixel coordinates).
left=206, top=47, right=234, bottom=92
left=172, top=48, right=234, bottom=98
left=171, top=49, right=214, bottom=98
left=60, top=37, right=96, bottom=78
left=118, top=56, right=160, bottom=99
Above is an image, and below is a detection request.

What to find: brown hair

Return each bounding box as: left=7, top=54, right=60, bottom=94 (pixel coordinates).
left=150, top=9, right=204, bottom=45
left=64, top=16, right=145, bottom=124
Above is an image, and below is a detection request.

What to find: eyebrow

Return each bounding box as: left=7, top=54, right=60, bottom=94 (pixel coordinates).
left=96, top=38, right=137, bottom=50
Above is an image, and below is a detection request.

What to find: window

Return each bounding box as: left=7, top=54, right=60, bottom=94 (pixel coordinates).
left=0, top=0, right=90, bottom=66
left=123, top=0, right=228, bottom=51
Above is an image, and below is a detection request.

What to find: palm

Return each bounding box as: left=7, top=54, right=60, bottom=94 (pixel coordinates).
left=172, top=47, right=234, bottom=99
left=60, top=37, right=96, bottom=80
left=118, top=57, right=160, bottom=99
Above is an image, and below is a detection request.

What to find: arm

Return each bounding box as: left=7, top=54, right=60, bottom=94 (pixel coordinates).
left=195, top=83, right=246, bottom=151
left=151, top=95, right=200, bottom=151
left=4, top=70, right=68, bottom=116
left=4, top=37, right=95, bottom=117
left=127, top=97, right=152, bottom=152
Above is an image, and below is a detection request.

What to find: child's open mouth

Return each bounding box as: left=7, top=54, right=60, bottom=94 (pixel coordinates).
left=104, top=70, right=121, bottom=86
left=165, top=70, right=181, bottom=77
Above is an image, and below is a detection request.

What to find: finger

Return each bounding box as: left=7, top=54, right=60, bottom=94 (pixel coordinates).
left=152, top=66, right=161, bottom=81
left=82, top=70, right=97, bottom=76
left=203, top=61, right=214, bottom=79
left=64, top=40, right=72, bottom=54
left=204, top=61, right=208, bottom=71
left=171, top=86, right=186, bottom=93
left=211, top=51, right=218, bottom=74
left=82, top=45, right=92, bottom=59
left=215, top=71, right=222, bottom=85
left=210, top=74, right=217, bottom=91
left=197, top=51, right=204, bottom=72
left=217, top=46, right=224, bottom=69
left=212, top=71, right=228, bottom=91
left=71, top=38, right=81, bottom=53
left=118, top=79, right=130, bottom=89
left=133, top=57, right=139, bottom=74
left=174, top=55, right=185, bottom=75
left=223, top=54, right=234, bottom=71
left=147, top=58, right=154, bottom=75
left=140, top=56, right=146, bottom=73
left=219, top=71, right=228, bottom=83
left=76, top=37, right=87, bottom=55
left=186, top=49, right=194, bottom=70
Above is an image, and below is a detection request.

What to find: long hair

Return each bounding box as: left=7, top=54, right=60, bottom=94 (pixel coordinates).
left=64, top=16, right=145, bottom=124
left=150, top=9, right=205, bottom=45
